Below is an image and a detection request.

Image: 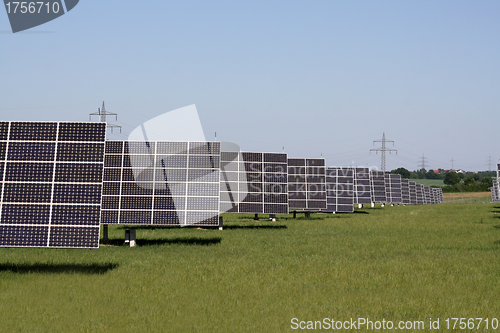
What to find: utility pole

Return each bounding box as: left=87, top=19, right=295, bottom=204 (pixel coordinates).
left=370, top=132, right=397, bottom=172
left=488, top=155, right=493, bottom=171
left=89, top=101, right=122, bottom=133
left=450, top=157, right=454, bottom=170
left=418, top=154, right=428, bottom=171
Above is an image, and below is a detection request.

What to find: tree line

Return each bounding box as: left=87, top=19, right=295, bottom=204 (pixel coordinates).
left=389, top=167, right=495, bottom=193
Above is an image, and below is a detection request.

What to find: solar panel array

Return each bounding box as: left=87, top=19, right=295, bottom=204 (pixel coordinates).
left=423, top=186, right=431, bottom=204
left=408, top=181, right=417, bottom=204
left=288, top=158, right=326, bottom=211
left=101, top=141, right=221, bottom=226
left=0, top=121, right=106, bottom=248
left=384, top=174, right=402, bottom=204
left=401, top=178, right=410, bottom=204
left=415, top=183, right=425, bottom=205
left=324, top=167, right=354, bottom=213
left=493, top=179, right=499, bottom=202
left=370, top=170, right=386, bottom=203
left=219, top=151, right=288, bottom=214
left=353, top=167, right=372, bottom=205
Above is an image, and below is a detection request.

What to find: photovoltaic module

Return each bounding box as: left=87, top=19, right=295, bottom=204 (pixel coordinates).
left=353, top=167, right=372, bottom=205
left=219, top=151, right=288, bottom=214
left=0, top=122, right=106, bottom=248
left=401, top=178, right=410, bottom=205
left=370, top=170, right=386, bottom=204
left=324, top=167, right=354, bottom=213
left=101, top=141, right=220, bottom=226
left=288, top=158, right=326, bottom=211
left=384, top=174, right=402, bottom=204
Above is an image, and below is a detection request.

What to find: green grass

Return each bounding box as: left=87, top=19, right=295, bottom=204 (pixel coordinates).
left=1, top=204, right=500, bottom=332
left=410, top=179, right=444, bottom=187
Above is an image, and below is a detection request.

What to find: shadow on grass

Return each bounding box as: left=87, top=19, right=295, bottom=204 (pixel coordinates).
left=353, top=210, right=370, bottom=214
left=0, top=262, right=118, bottom=274
left=103, top=237, right=221, bottom=247
left=115, top=225, right=219, bottom=230
left=224, top=225, right=287, bottom=230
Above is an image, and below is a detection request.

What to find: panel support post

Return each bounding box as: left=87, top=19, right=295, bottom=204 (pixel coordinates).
left=125, top=229, right=137, bottom=247
left=305, top=212, right=311, bottom=218
left=254, top=213, right=259, bottom=221
left=218, top=215, right=223, bottom=231
left=102, top=224, right=108, bottom=243
left=293, top=210, right=296, bottom=219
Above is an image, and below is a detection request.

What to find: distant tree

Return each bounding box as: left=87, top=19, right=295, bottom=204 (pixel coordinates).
left=426, top=170, right=440, bottom=179
left=391, top=167, right=410, bottom=179
left=463, top=176, right=475, bottom=186
left=444, top=172, right=460, bottom=186
left=481, top=177, right=493, bottom=189
left=409, top=172, right=419, bottom=179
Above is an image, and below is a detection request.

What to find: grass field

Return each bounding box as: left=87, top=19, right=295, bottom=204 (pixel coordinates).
left=1, top=203, right=500, bottom=332
left=443, top=191, right=492, bottom=204
left=410, top=179, right=444, bottom=187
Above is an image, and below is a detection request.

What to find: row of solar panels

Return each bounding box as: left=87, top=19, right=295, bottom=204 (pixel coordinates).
left=492, top=163, right=500, bottom=201
left=0, top=122, right=443, bottom=249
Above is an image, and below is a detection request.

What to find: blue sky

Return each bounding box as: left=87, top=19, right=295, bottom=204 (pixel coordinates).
left=1, top=1, right=499, bottom=171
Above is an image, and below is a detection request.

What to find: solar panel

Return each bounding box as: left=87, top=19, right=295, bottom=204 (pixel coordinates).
left=415, top=183, right=425, bottom=205
left=408, top=181, right=417, bottom=205
left=438, top=188, right=443, bottom=203
left=0, top=121, right=106, bottom=248
left=101, top=141, right=220, bottom=226
left=324, top=167, right=354, bottom=213
left=497, top=163, right=500, bottom=179
left=384, top=174, right=402, bottom=204
left=423, top=186, right=431, bottom=204
left=353, top=167, right=372, bottom=205
left=370, top=170, right=386, bottom=203
left=432, top=188, right=440, bottom=204
left=219, top=151, right=288, bottom=214
left=401, top=178, right=410, bottom=205
left=492, top=179, right=499, bottom=202
left=288, top=158, right=326, bottom=211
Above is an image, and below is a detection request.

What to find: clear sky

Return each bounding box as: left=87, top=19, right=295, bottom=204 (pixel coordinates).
left=1, top=1, right=499, bottom=171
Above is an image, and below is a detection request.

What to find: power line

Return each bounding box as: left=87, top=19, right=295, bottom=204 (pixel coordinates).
left=370, top=132, right=397, bottom=172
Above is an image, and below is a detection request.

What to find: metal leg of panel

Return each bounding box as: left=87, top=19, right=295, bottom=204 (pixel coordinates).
left=218, top=215, right=223, bottom=231
left=102, top=224, right=109, bottom=243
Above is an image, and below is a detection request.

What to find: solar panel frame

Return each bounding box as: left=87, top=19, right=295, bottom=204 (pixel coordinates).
left=400, top=178, right=410, bottom=205
left=288, top=158, right=326, bottom=211
left=384, top=174, right=402, bottom=204
left=370, top=170, right=386, bottom=204
left=492, top=179, right=499, bottom=202
left=0, top=121, right=106, bottom=249
left=219, top=151, right=288, bottom=214
left=324, top=167, right=354, bottom=213
left=423, top=186, right=431, bottom=204
left=408, top=181, right=417, bottom=205
left=415, top=183, right=425, bottom=205
left=353, top=167, right=372, bottom=205
left=101, top=141, right=221, bottom=226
